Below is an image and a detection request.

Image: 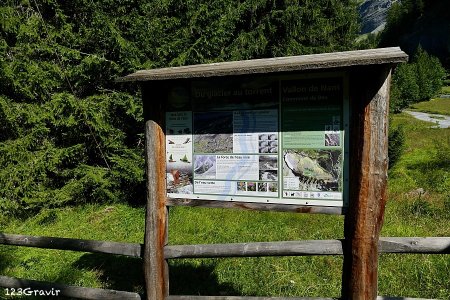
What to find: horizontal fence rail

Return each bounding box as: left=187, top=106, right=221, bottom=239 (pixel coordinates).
left=165, top=237, right=450, bottom=258
left=0, top=233, right=142, bottom=258
left=0, top=276, right=434, bottom=300
left=380, top=237, right=450, bottom=254
left=164, top=240, right=343, bottom=258
left=167, top=297, right=434, bottom=300
left=1, top=233, right=448, bottom=300
left=1, top=234, right=449, bottom=258
left=168, top=297, right=336, bottom=300
left=0, top=276, right=140, bottom=300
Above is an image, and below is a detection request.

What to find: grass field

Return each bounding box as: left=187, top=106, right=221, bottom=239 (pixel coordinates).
left=441, top=85, right=450, bottom=94
left=409, top=85, right=450, bottom=115
left=1, top=115, right=449, bottom=299
left=410, top=98, right=450, bottom=116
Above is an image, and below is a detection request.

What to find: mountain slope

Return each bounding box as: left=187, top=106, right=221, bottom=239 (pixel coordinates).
left=358, top=0, right=397, bottom=34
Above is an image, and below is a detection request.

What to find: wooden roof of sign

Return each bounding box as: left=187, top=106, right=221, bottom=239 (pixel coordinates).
left=117, top=47, right=407, bottom=82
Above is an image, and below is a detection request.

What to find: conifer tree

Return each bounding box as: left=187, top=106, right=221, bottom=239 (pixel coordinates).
left=0, top=0, right=360, bottom=214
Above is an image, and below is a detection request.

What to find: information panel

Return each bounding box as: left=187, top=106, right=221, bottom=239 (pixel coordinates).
left=165, top=75, right=348, bottom=207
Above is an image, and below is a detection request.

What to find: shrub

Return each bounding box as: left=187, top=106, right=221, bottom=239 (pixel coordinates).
left=390, top=47, right=446, bottom=112
left=0, top=0, right=361, bottom=214
left=390, top=63, right=419, bottom=113
left=388, top=124, right=405, bottom=169
left=413, top=47, right=447, bottom=101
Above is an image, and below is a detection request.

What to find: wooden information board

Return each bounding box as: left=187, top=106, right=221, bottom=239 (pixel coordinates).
left=164, top=74, right=349, bottom=207
left=118, top=47, right=408, bottom=300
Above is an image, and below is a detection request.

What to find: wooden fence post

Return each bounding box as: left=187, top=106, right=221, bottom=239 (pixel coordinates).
left=144, top=119, right=168, bottom=300
left=342, top=66, right=392, bottom=299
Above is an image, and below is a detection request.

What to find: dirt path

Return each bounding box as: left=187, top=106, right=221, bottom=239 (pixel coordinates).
left=404, top=110, right=450, bottom=128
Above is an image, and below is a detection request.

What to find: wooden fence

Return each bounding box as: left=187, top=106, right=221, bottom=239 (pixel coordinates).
left=1, top=232, right=449, bottom=299
left=1, top=48, right=448, bottom=299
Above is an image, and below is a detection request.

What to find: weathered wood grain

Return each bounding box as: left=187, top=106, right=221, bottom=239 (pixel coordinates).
left=377, top=298, right=434, bottom=300
left=166, top=198, right=345, bottom=215
left=342, top=66, right=392, bottom=300
left=167, top=297, right=334, bottom=300
left=144, top=120, right=168, bottom=300
left=0, top=274, right=434, bottom=300
left=163, top=238, right=450, bottom=259
left=117, top=48, right=407, bottom=82
left=0, top=233, right=141, bottom=257
left=1, top=233, right=448, bottom=258
left=0, top=275, right=140, bottom=299
left=380, top=237, right=450, bottom=254
left=167, top=297, right=434, bottom=300
left=164, top=240, right=344, bottom=259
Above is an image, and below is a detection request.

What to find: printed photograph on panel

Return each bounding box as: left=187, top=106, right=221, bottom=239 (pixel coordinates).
left=259, top=170, right=277, bottom=181
left=268, top=182, right=278, bottom=192
left=194, top=155, right=216, bottom=179
left=259, top=155, right=278, bottom=170
left=283, top=149, right=342, bottom=191
left=258, top=182, right=267, bottom=192
left=237, top=181, right=247, bottom=191
left=167, top=158, right=193, bottom=194
left=325, top=133, right=340, bottom=146
left=194, top=112, right=233, bottom=153
left=247, top=182, right=257, bottom=191
left=258, top=133, right=278, bottom=153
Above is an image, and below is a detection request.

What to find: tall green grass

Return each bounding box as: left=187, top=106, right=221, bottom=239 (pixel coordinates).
left=1, top=203, right=449, bottom=299
left=389, top=113, right=450, bottom=204
left=1, top=201, right=448, bottom=299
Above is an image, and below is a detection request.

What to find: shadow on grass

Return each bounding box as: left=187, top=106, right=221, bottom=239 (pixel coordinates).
left=169, top=261, right=240, bottom=296
left=0, top=243, right=17, bottom=274
left=407, top=155, right=450, bottom=171
left=0, top=244, right=19, bottom=298
left=59, top=253, right=144, bottom=294
left=63, top=254, right=240, bottom=296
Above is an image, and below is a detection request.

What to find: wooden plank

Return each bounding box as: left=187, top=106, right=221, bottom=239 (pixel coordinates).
left=0, top=275, right=140, bottom=299
left=1, top=233, right=448, bottom=259
left=342, top=66, right=392, bottom=300
left=164, top=237, right=450, bottom=259
left=143, top=120, right=168, bottom=300
left=0, top=276, right=435, bottom=300
left=167, top=198, right=345, bottom=215
left=377, top=298, right=435, bottom=300
left=167, top=297, right=434, bottom=300
left=164, top=240, right=344, bottom=259
left=0, top=233, right=141, bottom=257
left=168, top=297, right=334, bottom=300
left=380, top=237, right=450, bottom=254
left=117, top=48, right=407, bottom=82
left=0, top=275, right=436, bottom=300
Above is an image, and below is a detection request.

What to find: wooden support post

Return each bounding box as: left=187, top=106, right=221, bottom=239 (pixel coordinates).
left=144, top=119, right=168, bottom=300
left=342, top=66, right=392, bottom=299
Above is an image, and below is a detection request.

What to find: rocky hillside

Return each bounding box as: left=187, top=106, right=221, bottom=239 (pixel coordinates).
left=358, top=0, right=397, bottom=34
left=360, top=0, right=450, bottom=66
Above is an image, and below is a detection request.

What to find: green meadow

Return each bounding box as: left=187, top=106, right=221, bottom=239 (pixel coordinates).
left=409, top=86, right=450, bottom=116
left=410, top=98, right=450, bottom=116
left=1, top=107, right=449, bottom=299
